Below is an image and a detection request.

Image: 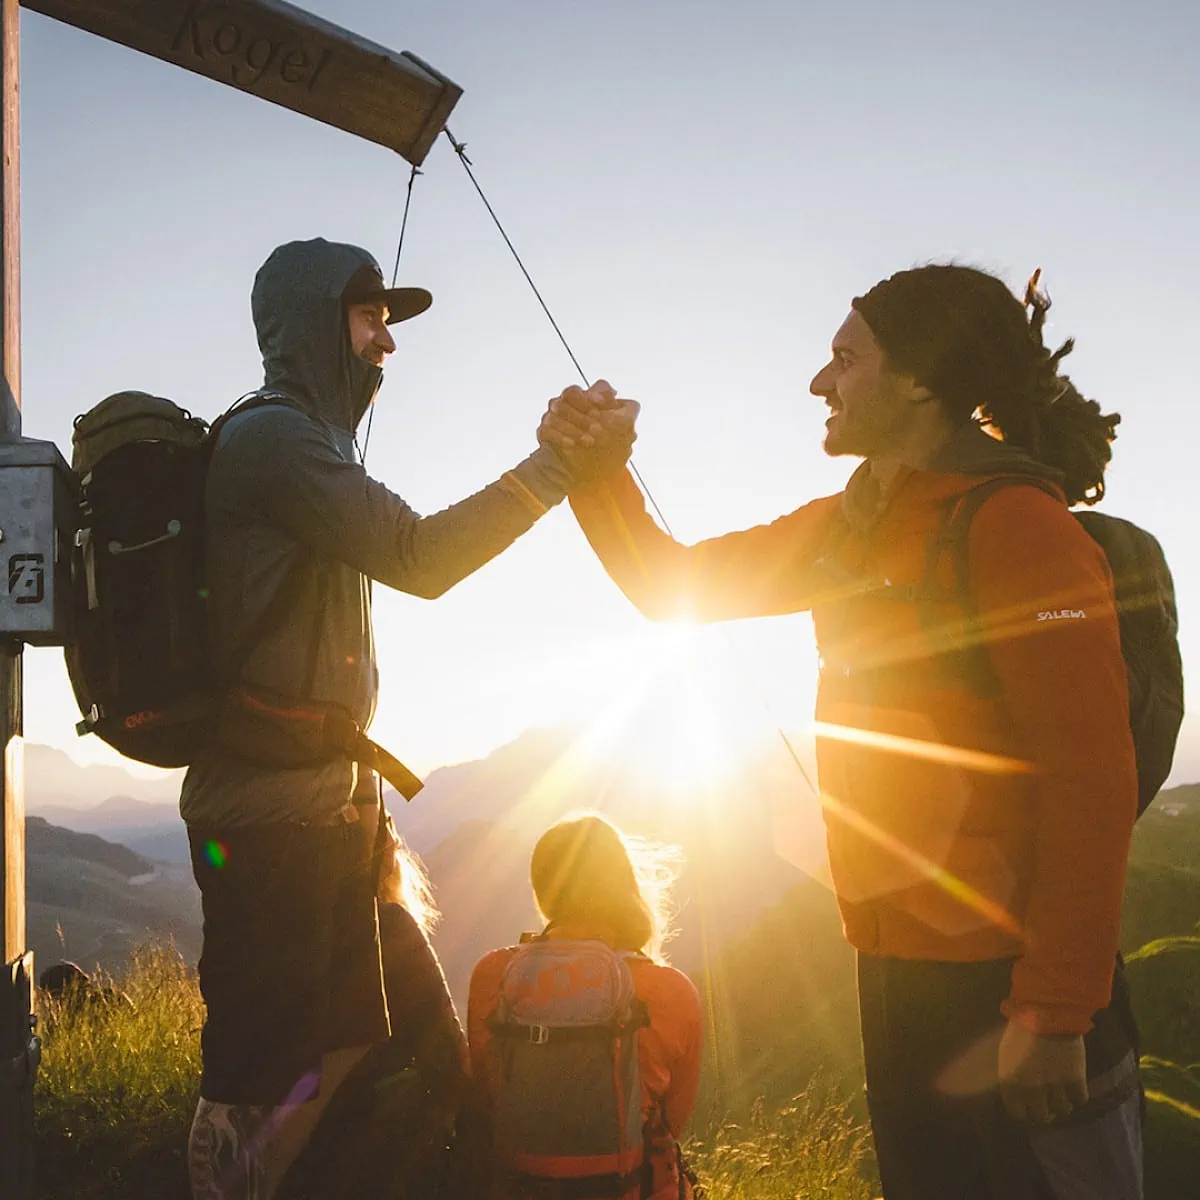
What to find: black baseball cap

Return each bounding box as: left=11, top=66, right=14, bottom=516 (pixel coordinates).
left=343, top=262, right=432, bottom=325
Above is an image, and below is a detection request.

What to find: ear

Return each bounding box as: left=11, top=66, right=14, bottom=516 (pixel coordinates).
left=895, top=370, right=935, bottom=405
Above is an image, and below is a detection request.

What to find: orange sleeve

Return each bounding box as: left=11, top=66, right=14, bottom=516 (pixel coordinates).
left=634, top=963, right=705, bottom=1136
left=467, top=948, right=514, bottom=1099
left=569, top=468, right=842, bottom=622
left=968, top=488, right=1138, bottom=1035
left=660, top=979, right=703, bottom=1137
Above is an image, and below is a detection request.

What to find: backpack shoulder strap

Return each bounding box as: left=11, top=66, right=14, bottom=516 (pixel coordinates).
left=208, top=392, right=314, bottom=683
left=205, top=391, right=294, bottom=458
left=930, top=474, right=1064, bottom=601
left=916, top=475, right=1064, bottom=693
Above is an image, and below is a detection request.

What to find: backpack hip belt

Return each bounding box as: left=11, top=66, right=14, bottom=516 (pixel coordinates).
left=216, top=685, right=423, bottom=801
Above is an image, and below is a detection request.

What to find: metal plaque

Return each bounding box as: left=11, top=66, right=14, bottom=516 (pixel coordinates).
left=22, top=0, right=462, bottom=165
left=0, top=440, right=76, bottom=646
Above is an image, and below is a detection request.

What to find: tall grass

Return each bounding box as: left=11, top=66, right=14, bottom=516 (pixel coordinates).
left=35, top=941, right=201, bottom=1199
left=33, top=941, right=876, bottom=1199
left=689, top=1088, right=876, bottom=1200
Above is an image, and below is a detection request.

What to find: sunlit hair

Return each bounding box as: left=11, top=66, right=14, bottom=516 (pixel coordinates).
left=378, top=835, right=439, bottom=936
left=529, top=814, right=682, bottom=963
left=853, top=264, right=1120, bottom=505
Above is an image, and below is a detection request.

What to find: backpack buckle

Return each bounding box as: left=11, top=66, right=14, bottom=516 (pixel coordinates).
left=75, top=704, right=105, bottom=735
left=528, top=1024, right=550, bottom=1045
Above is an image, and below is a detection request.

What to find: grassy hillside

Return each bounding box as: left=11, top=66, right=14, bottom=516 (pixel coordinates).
left=29, top=783, right=1200, bottom=1196
left=1121, top=786, right=1200, bottom=953
left=33, top=941, right=874, bottom=1200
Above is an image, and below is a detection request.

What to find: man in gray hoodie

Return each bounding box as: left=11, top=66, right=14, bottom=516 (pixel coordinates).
left=182, top=237, right=635, bottom=1198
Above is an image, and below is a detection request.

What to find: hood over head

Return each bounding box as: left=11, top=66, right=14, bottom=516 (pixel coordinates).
left=252, top=238, right=404, bottom=432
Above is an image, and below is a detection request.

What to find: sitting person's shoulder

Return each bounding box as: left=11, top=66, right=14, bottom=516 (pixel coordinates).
left=469, top=944, right=521, bottom=994
left=629, top=957, right=702, bottom=1016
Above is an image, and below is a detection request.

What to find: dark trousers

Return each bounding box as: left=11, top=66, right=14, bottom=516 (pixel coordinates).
left=188, top=819, right=391, bottom=1105
left=858, top=954, right=1144, bottom=1200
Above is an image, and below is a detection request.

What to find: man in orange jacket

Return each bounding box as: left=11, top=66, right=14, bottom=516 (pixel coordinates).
left=539, top=265, right=1143, bottom=1200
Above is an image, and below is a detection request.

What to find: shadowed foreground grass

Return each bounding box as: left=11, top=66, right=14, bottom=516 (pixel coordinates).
left=35, top=942, right=200, bottom=1199
left=34, top=941, right=874, bottom=1199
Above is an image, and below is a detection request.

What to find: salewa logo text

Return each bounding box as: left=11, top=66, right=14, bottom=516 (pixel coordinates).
left=1037, top=609, right=1088, bottom=621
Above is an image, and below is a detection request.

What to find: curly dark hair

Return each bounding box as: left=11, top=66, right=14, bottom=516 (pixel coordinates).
left=852, top=264, right=1120, bottom=505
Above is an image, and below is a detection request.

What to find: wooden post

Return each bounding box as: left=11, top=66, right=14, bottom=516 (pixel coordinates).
left=0, top=1, right=32, bottom=1196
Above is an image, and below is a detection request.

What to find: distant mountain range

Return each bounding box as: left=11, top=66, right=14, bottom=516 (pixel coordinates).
left=24, top=736, right=1200, bottom=1020
left=22, top=728, right=815, bottom=1000
left=26, top=815, right=201, bottom=973
left=26, top=742, right=183, bottom=808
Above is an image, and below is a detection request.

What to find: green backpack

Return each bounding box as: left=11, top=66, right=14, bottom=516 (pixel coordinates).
left=932, top=477, right=1184, bottom=815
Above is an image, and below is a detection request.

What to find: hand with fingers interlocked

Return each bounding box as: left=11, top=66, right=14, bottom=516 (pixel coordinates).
left=998, top=1020, right=1089, bottom=1127
left=538, top=379, right=639, bottom=485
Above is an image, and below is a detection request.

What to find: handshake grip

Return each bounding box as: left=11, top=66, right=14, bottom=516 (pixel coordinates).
left=538, top=387, right=640, bottom=486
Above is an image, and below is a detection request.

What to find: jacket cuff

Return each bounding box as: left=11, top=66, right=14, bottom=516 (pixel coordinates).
left=1001, top=997, right=1095, bottom=1037
left=502, top=446, right=574, bottom=514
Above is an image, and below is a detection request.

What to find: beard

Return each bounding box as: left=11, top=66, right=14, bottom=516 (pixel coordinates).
left=823, top=410, right=868, bottom=457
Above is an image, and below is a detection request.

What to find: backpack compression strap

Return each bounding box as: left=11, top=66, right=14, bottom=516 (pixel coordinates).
left=488, top=1000, right=651, bottom=1042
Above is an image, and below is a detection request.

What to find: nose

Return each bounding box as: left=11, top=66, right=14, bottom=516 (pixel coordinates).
left=377, top=324, right=396, bottom=357
left=810, top=361, right=834, bottom=397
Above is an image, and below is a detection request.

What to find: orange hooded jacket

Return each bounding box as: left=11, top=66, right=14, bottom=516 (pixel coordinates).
left=468, top=928, right=704, bottom=1200
left=568, top=426, right=1138, bottom=1037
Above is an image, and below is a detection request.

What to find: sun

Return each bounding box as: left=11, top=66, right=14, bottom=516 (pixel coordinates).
left=568, top=620, right=761, bottom=796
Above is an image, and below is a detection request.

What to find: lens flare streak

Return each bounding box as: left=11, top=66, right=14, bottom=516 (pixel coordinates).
left=817, top=787, right=1022, bottom=937
left=811, top=721, right=1033, bottom=776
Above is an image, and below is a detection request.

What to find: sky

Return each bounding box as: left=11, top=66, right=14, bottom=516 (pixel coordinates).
left=15, top=0, right=1200, bottom=789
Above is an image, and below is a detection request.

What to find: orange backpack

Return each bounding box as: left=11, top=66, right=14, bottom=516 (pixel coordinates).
left=488, top=938, right=650, bottom=1198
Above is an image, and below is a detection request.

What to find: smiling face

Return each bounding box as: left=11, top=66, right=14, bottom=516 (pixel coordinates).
left=346, top=300, right=396, bottom=367
left=809, top=309, right=929, bottom=458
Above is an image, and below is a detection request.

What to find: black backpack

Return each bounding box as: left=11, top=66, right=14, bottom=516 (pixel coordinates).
left=932, top=477, right=1184, bottom=815
left=65, top=391, right=219, bottom=767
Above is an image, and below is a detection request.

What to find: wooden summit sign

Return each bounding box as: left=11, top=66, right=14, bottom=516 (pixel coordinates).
left=22, top=0, right=462, bottom=165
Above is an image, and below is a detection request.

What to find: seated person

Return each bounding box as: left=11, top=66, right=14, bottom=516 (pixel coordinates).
left=468, top=815, right=703, bottom=1200
left=276, top=820, right=478, bottom=1199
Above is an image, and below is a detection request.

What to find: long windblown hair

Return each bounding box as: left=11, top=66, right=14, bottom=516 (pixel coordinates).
left=529, top=814, right=682, bottom=963
left=852, top=264, right=1120, bottom=505
left=378, top=833, right=439, bottom=935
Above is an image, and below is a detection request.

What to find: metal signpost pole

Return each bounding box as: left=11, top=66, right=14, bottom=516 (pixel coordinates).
left=0, top=0, right=34, bottom=1195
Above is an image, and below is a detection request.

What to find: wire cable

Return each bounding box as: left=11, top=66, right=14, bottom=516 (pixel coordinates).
left=442, top=128, right=676, bottom=537
left=360, top=163, right=423, bottom=463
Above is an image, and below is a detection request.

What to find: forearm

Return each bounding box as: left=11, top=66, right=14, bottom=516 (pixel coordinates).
left=376, top=447, right=573, bottom=598
left=570, top=469, right=840, bottom=621
left=228, top=409, right=576, bottom=597
left=1003, top=706, right=1136, bottom=1033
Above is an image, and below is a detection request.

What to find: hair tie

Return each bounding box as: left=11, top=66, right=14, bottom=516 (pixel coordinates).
left=1025, top=267, right=1052, bottom=346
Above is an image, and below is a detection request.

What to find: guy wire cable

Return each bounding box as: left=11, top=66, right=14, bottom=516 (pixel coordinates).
left=442, top=128, right=674, bottom=536
left=441, top=125, right=822, bottom=796
left=359, top=162, right=423, bottom=464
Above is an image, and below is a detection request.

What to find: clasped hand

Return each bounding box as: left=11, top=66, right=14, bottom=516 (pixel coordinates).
left=538, top=379, right=640, bottom=484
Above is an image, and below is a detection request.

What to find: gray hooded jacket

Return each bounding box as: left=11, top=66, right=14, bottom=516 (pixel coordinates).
left=180, top=239, right=573, bottom=827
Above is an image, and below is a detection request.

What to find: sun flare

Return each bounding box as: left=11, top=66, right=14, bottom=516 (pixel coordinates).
left=568, top=620, right=758, bottom=796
